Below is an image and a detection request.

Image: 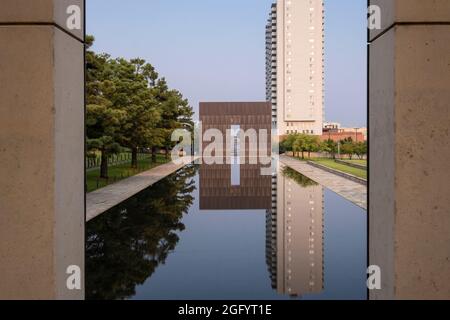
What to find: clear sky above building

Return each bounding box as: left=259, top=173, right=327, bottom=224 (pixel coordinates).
left=87, top=0, right=367, bottom=127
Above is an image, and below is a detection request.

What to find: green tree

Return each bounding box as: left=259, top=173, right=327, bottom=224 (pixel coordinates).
left=290, top=134, right=321, bottom=159
left=292, top=134, right=309, bottom=159
left=281, top=133, right=299, bottom=155
left=86, top=105, right=125, bottom=178
left=354, top=141, right=367, bottom=160
left=340, top=138, right=355, bottom=160
left=86, top=36, right=125, bottom=178
left=151, top=79, right=194, bottom=159
left=304, top=135, right=321, bottom=158
left=107, top=58, right=162, bottom=168
left=321, top=139, right=338, bottom=159
left=86, top=35, right=194, bottom=173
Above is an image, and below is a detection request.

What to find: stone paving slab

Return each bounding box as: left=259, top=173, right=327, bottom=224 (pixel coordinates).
left=86, top=157, right=198, bottom=221
left=279, top=155, right=367, bottom=210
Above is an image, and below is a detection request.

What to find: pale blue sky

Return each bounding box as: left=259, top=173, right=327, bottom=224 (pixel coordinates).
left=87, top=0, right=367, bottom=127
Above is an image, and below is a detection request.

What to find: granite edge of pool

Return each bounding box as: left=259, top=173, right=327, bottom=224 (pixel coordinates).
left=279, top=155, right=367, bottom=210
left=86, top=156, right=199, bottom=222
left=86, top=155, right=366, bottom=222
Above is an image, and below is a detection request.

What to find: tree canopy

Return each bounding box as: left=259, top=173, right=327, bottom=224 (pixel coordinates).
left=86, top=36, right=194, bottom=177
left=281, top=133, right=367, bottom=160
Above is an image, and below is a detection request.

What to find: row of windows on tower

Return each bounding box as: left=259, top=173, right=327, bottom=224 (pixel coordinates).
left=285, top=1, right=320, bottom=118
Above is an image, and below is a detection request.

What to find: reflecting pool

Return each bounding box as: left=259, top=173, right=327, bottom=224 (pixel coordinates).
left=86, top=163, right=367, bottom=300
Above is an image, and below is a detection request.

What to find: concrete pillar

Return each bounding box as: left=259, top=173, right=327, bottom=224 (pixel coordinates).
left=369, top=0, right=450, bottom=299
left=0, top=0, right=85, bottom=299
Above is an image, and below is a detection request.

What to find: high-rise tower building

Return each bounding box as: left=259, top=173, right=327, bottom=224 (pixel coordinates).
left=266, top=0, right=324, bottom=136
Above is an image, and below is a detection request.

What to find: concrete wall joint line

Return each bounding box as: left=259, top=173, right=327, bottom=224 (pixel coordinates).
left=369, top=21, right=450, bottom=43
left=0, top=22, right=84, bottom=43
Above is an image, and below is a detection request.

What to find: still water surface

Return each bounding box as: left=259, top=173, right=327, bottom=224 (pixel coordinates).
left=86, top=163, right=367, bottom=300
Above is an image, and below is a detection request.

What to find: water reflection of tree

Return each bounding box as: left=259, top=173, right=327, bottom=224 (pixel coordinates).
left=86, top=165, right=197, bottom=300
left=281, top=166, right=318, bottom=187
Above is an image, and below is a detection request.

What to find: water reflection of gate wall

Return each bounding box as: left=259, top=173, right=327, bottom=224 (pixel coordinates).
left=199, top=164, right=272, bottom=210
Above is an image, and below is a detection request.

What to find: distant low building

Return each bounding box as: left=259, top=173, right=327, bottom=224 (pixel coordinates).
left=323, top=122, right=341, bottom=131
left=322, top=122, right=367, bottom=142
left=321, top=131, right=366, bottom=143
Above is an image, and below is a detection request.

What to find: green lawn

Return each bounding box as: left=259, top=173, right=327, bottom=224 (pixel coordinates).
left=86, top=151, right=149, bottom=169
left=342, top=159, right=367, bottom=167
left=311, top=158, right=367, bottom=179
left=86, top=154, right=169, bottom=193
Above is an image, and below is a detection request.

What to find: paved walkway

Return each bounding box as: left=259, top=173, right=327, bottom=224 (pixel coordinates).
left=279, top=155, right=367, bottom=210
left=86, top=156, right=198, bottom=221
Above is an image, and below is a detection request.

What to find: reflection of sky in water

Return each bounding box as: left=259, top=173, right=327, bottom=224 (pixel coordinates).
left=87, top=164, right=367, bottom=300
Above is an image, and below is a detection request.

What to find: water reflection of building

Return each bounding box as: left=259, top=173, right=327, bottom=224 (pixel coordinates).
left=266, top=166, right=324, bottom=297
left=197, top=97, right=324, bottom=295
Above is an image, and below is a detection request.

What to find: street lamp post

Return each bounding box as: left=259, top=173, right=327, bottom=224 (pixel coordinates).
left=337, top=141, right=341, bottom=159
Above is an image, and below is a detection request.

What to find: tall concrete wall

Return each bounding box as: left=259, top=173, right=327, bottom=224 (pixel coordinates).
left=0, top=0, right=85, bottom=299
left=369, top=0, right=450, bottom=299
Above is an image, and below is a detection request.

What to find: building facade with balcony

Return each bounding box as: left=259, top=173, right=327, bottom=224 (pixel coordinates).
left=266, top=0, right=324, bottom=136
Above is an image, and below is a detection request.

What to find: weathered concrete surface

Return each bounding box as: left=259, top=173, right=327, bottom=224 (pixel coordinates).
left=369, top=0, right=450, bottom=40
left=0, top=0, right=84, bottom=300
left=0, top=0, right=84, bottom=41
left=87, top=157, right=198, bottom=222
left=369, top=0, right=450, bottom=300
left=369, top=25, right=396, bottom=300
left=279, top=155, right=367, bottom=210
